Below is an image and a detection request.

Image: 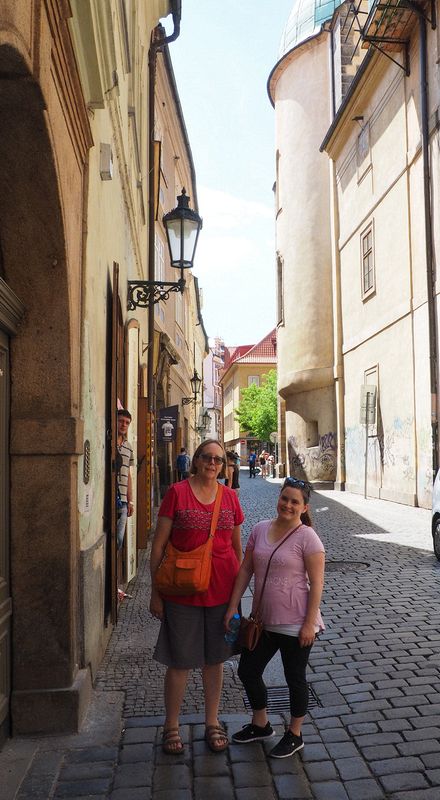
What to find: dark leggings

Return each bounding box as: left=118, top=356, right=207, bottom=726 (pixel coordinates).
left=238, top=630, right=313, bottom=718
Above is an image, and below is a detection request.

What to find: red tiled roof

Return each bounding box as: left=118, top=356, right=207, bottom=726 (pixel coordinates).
left=222, top=330, right=277, bottom=372
left=223, top=344, right=253, bottom=370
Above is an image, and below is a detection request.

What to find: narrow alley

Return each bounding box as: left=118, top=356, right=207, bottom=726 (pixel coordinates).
left=3, top=473, right=440, bottom=799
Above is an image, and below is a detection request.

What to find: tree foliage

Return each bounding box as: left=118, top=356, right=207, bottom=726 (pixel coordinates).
left=235, top=370, right=277, bottom=441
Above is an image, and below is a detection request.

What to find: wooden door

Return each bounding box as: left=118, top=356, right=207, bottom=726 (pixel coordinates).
left=0, top=329, right=11, bottom=745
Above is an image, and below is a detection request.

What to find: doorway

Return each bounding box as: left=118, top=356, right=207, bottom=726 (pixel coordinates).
left=0, top=329, right=11, bottom=745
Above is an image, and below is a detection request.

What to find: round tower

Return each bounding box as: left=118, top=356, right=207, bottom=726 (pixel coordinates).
left=269, top=1, right=344, bottom=482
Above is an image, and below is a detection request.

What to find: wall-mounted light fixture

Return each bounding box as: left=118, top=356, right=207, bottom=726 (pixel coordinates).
left=127, top=189, right=202, bottom=309
left=182, top=369, right=202, bottom=406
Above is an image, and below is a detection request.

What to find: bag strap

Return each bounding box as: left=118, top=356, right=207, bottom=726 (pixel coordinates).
left=253, top=522, right=302, bottom=616
left=209, top=483, right=224, bottom=538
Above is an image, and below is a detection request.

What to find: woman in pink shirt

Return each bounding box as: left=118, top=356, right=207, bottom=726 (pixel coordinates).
left=225, top=477, right=325, bottom=758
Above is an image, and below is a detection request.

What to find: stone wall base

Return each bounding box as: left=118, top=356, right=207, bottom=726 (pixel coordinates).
left=11, top=668, right=92, bottom=735
left=345, top=483, right=418, bottom=507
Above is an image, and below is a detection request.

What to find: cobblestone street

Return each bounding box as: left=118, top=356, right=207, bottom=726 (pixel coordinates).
left=3, top=473, right=440, bottom=799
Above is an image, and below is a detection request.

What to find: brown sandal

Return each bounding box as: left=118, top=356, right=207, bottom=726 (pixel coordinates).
left=162, top=727, right=184, bottom=754
left=205, top=724, right=229, bottom=753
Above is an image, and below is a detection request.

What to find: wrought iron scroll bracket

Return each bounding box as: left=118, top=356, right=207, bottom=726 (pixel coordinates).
left=127, top=278, right=185, bottom=310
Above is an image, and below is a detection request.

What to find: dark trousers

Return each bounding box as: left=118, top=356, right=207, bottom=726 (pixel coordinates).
left=249, top=463, right=256, bottom=477
left=238, top=630, right=313, bottom=718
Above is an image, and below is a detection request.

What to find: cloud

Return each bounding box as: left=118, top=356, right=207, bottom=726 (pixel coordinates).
left=193, top=186, right=276, bottom=343
left=198, top=185, right=273, bottom=231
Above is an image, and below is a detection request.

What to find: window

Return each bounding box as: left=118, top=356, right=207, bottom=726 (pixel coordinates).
left=224, top=384, right=233, bottom=404
left=305, top=420, right=319, bottom=448
left=248, top=376, right=260, bottom=387
left=175, top=290, right=184, bottom=330
left=361, top=223, right=375, bottom=299
left=224, top=412, right=233, bottom=433
left=357, top=122, right=371, bottom=182
left=275, top=150, right=281, bottom=216
left=119, top=0, right=132, bottom=73
left=276, top=253, right=284, bottom=326
left=155, top=232, right=165, bottom=282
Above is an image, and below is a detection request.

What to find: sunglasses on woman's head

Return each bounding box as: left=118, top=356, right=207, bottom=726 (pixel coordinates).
left=199, top=453, right=225, bottom=465
left=283, top=477, right=312, bottom=492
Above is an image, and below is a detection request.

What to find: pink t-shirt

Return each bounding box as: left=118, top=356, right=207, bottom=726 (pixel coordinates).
left=246, top=520, right=325, bottom=630
left=158, top=479, right=244, bottom=607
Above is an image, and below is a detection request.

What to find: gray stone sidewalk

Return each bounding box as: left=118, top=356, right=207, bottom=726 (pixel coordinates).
left=2, top=474, right=440, bottom=799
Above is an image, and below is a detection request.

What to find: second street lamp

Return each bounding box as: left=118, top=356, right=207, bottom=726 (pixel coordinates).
left=127, top=189, right=202, bottom=310
left=182, top=369, right=202, bottom=441
left=182, top=369, right=202, bottom=406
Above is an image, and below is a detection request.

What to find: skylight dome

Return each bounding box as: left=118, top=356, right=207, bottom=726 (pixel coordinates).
left=279, top=0, right=344, bottom=55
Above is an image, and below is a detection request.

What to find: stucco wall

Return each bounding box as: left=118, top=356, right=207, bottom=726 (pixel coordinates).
left=331, top=20, right=439, bottom=508
left=272, top=34, right=336, bottom=481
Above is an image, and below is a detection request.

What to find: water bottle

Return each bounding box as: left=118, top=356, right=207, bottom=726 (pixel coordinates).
left=224, top=613, right=241, bottom=644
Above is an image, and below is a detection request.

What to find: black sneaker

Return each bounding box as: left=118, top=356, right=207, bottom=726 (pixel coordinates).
left=232, top=722, right=275, bottom=743
left=269, top=730, right=304, bottom=758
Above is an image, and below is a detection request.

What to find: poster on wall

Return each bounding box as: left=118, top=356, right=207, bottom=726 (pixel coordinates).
left=158, top=405, right=178, bottom=442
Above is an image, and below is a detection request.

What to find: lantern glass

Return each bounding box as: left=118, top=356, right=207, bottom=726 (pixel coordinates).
left=190, top=370, right=202, bottom=397
left=202, top=410, right=211, bottom=430
left=163, top=190, right=202, bottom=270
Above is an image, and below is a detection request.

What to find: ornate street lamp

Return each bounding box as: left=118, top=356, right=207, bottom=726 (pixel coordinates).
left=197, top=408, right=211, bottom=438
left=201, top=409, right=211, bottom=431
left=182, top=369, right=202, bottom=406
left=127, top=189, right=202, bottom=309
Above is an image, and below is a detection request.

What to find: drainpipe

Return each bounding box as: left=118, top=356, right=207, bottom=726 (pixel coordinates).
left=148, top=5, right=181, bottom=413
left=329, top=156, right=345, bottom=489
left=409, top=5, right=438, bottom=480
left=146, top=5, right=181, bottom=513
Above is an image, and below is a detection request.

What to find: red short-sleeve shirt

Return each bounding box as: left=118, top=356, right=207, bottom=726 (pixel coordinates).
left=158, top=479, right=244, bottom=606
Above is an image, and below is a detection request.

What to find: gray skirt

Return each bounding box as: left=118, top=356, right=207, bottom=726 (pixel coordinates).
left=153, top=601, right=232, bottom=669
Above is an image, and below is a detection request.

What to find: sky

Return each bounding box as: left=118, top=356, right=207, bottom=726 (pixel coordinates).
left=166, top=1, right=294, bottom=347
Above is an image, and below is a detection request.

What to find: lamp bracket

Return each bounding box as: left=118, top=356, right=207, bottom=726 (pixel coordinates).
left=127, top=278, right=185, bottom=310
left=182, top=397, right=195, bottom=405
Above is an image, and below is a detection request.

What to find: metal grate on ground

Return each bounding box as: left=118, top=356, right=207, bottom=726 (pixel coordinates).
left=243, top=684, right=321, bottom=713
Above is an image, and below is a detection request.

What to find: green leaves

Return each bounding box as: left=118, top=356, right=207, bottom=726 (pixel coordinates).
left=234, top=370, right=277, bottom=441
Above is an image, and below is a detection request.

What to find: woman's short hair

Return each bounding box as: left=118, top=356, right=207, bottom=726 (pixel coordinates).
left=190, top=439, right=227, bottom=480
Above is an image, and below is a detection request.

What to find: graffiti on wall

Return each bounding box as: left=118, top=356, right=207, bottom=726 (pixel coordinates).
left=288, top=431, right=337, bottom=481
left=345, top=415, right=434, bottom=498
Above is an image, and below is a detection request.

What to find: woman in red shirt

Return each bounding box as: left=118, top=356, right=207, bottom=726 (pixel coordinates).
left=150, top=439, right=244, bottom=755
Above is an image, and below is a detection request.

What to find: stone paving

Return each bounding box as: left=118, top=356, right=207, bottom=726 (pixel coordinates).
left=3, top=473, right=440, bottom=799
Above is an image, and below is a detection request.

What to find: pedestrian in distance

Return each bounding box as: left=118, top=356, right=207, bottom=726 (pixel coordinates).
left=259, top=450, right=268, bottom=479
left=225, top=450, right=240, bottom=497
left=149, top=439, right=244, bottom=755
left=225, top=477, right=325, bottom=758
left=267, top=452, right=275, bottom=478
left=176, top=446, right=190, bottom=481
left=248, top=449, right=257, bottom=478
left=116, top=409, right=134, bottom=551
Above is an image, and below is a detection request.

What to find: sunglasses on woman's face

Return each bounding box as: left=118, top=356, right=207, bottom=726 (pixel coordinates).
left=283, top=477, right=312, bottom=492
left=199, top=453, right=225, bottom=465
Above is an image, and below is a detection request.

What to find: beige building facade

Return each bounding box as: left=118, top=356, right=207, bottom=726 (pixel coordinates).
left=0, top=0, right=205, bottom=744
left=271, top=0, right=439, bottom=506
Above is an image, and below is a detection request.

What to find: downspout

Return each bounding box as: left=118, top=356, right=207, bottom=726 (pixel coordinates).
left=409, top=5, right=438, bottom=479
left=147, top=6, right=181, bottom=512
left=329, top=156, right=345, bottom=489
left=148, top=5, right=181, bottom=415
left=327, top=27, right=344, bottom=487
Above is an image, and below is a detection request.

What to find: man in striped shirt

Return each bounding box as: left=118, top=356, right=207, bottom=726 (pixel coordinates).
left=117, top=409, right=134, bottom=550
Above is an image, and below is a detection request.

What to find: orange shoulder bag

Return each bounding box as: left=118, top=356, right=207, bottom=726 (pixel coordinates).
left=154, top=483, right=224, bottom=596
